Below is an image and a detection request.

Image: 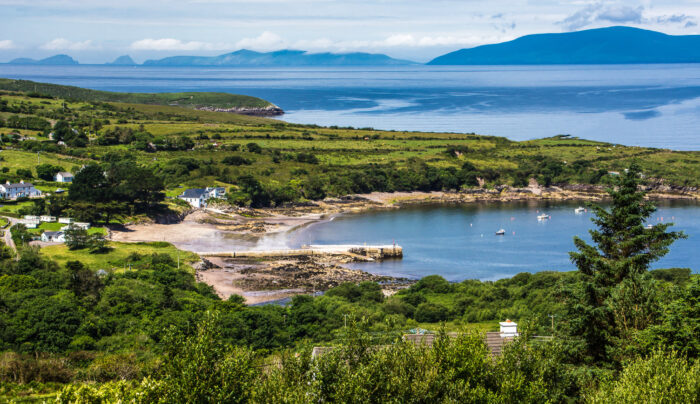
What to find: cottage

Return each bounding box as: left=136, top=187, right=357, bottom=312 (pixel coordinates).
left=0, top=181, right=42, bottom=199
left=54, top=172, right=74, bottom=183
left=41, top=231, right=65, bottom=243
left=177, top=187, right=226, bottom=208
left=178, top=188, right=208, bottom=208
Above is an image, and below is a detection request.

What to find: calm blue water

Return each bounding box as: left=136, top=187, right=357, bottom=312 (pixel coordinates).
left=287, top=201, right=699, bottom=281
left=1, top=64, right=699, bottom=149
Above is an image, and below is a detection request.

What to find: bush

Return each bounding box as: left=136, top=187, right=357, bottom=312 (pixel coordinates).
left=413, top=275, right=452, bottom=294
left=222, top=155, right=252, bottom=166
left=414, top=302, right=449, bottom=322
left=588, top=350, right=700, bottom=403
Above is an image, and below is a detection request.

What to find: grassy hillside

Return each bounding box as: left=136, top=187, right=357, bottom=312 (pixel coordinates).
left=1, top=86, right=699, bottom=213
left=0, top=78, right=275, bottom=109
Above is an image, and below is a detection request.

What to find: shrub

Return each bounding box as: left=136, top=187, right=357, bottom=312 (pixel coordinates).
left=414, top=302, right=449, bottom=323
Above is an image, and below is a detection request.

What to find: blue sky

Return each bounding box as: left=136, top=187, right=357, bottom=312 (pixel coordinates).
left=1, top=0, right=699, bottom=63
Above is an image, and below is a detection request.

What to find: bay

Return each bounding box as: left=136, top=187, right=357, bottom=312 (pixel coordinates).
left=1, top=64, right=699, bottom=149
left=287, top=201, right=699, bottom=281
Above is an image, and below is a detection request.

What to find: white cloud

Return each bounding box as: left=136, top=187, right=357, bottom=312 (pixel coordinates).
left=40, top=38, right=98, bottom=50
left=296, top=34, right=495, bottom=51
left=560, top=3, right=644, bottom=31
left=235, top=31, right=286, bottom=50
left=0, top=39, right=16, bottom=49
left=129, top=38, right=231, bottom=51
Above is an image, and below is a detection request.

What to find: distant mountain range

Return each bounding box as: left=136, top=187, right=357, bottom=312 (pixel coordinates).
left=6, top=27, right=700, bottom=66
left=6, top=50, right=414, bottom=66
left=142, top=49, right=415, bottom=66
left=8, top=54, right=79, bottom=65
left=428, top=26, right=700, bottom=65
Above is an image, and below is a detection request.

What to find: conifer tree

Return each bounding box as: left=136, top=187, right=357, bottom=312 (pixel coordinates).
left=565, top=163, right=685, bottom=364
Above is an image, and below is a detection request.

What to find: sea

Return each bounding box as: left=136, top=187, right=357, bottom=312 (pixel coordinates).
left=1, top=63, right=698, bottom=279
left=1, top=64, right=699, bottom=150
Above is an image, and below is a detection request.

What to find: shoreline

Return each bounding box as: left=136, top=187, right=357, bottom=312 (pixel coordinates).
left=110, top=185, right=699, bottom=304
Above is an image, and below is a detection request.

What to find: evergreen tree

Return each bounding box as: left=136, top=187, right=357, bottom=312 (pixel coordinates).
left=564, top=163, right=685, bottom=364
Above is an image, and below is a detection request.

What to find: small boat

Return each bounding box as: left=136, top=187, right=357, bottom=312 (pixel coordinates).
left=574, top=206, right=585, bottom=214
left=495, top=229, right=506, bottom=236
left=537, top=213, right=551, bottom=220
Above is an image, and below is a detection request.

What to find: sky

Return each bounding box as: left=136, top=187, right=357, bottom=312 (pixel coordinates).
left=1, top=0, right=699, bottom=63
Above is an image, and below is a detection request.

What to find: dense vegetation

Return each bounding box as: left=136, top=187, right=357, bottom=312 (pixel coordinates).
left=0, top=166, right=697, bottom=401
left=0, top=79, right=273, bottom=109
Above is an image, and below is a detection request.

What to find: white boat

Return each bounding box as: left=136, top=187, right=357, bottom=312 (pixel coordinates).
left=574, top=206, right=585, bottom=214
left=495, top=229, right=506, bottom=236
left=537, top=213, right=551, bottom=220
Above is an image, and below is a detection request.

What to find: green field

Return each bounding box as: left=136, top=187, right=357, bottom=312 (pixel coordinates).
left=39, top=241, right=199, bottom=272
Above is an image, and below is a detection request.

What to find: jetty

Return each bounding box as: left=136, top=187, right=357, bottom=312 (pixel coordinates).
left=199, top=244, right=403, bottom=261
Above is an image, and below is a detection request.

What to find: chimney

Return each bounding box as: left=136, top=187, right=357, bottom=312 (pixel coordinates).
left=499, top=319, right=519, bottom=338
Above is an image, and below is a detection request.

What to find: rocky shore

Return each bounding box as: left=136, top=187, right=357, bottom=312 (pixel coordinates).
left=195, top=104, right=284, bottom=116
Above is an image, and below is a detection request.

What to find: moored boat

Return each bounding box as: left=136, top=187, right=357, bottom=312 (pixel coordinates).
left=495, top=229, right=506, bottom=235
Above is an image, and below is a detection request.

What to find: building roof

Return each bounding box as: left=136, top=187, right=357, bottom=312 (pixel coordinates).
left=180, top=188, right=207, bottom=198
left=57, top=172, right=73, bottom=177
left=3, top=182, right=34, bottom=188
left=43, top=231, right=63, bottom=238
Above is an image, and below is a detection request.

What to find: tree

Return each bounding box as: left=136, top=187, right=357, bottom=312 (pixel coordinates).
left=35, top=164, right=63, bottom=181
left=64, top=225, right=90, bottom=250
left=156, top=312, right=259, bottom=403
left=69, top=164, right=110, bottom=203
left=564, top=163, right=685, bottom=364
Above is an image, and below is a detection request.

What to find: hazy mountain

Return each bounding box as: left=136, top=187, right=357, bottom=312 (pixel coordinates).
left=143, top=49, right=416, bottom=66
left=428, top=26, right=700, bottom=65
left=8, top=54, right=79, bottom=65
left=107, top=55, right=136, bottom=65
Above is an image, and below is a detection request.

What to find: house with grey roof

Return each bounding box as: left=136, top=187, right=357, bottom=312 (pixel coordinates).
left=41, top=231, right=65, bottom=243
left=0, top=181, right=42, bottom=199
left=178, top=187, right=226, bottom=208
left=54, top=172, right=74, bottom=182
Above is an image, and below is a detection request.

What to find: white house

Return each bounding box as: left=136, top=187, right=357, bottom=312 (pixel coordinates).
left=73, top=222, right=91, bottom=230
left=0, top=181, right=42, bottom=199
left=499, top=319, right=519, bottom=338
left=58, top=217, right=74, bottom=224
left=41, top=231, right=65, bottom=243
left=24, top=215, right=39, bottom=221
left=40, top=215, right=56, bottom=222
left=54, top=172, right=74, bottom=183
left=178, top=187, right=226, bottom=208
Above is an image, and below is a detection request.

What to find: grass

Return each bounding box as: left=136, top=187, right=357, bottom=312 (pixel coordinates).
left=40, top=241, right=200, bottom=272
left=26, top=221, right=107, bottom=235
left=0, top=78, right=274, bottom=109
left=0, top=200, right=33, bottom=216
